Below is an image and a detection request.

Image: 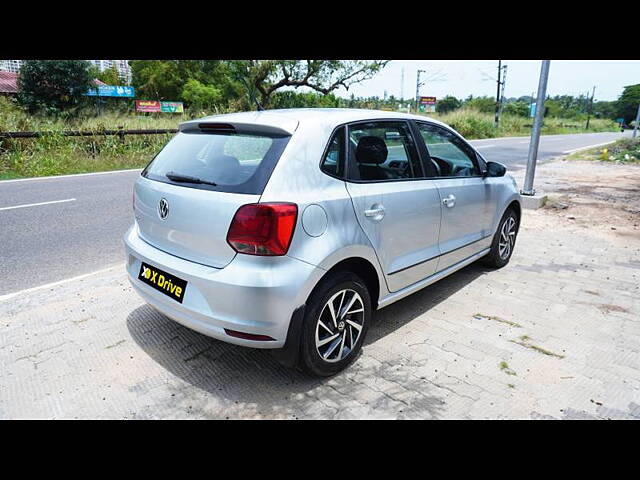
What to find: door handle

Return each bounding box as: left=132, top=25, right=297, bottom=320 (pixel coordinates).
left=364, top=204, right=385, bottom=220
left=442, top=194, right=456, bottom=208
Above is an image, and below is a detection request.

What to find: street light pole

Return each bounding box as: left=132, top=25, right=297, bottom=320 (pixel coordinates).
left=633, top=103, right=640, bottom=139
left=521, top=60, right=551, bottom=196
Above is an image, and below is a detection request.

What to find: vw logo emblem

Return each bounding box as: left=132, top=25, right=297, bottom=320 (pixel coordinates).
left=158, top=198, right=169, bottom=220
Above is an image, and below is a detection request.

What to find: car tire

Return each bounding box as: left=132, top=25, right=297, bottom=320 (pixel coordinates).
left=299, top=271, right=371, bottom=377
left=482, top=208, right=519, bottom=269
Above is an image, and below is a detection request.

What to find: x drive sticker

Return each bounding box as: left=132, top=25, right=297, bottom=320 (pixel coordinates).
left=137, top=262, right=188, bottom=304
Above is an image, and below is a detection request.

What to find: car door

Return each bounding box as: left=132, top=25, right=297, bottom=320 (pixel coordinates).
left=415, top=122, right=494, bottom=272
left=345, top=120, right=442, bottom=293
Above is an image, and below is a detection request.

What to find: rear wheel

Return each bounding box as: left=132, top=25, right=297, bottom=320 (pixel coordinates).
left=299, top=272, right=371, bottom=377
left=482, top=208, right=519, bottom=268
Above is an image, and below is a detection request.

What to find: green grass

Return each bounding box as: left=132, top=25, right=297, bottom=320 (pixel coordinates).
left=0, top=98, right=181, bottom=179
left=567, top=137, right=640, bottom=164
left=0, top=96, right=621, bottom=179
left=473, top=313, right=522, bottom=328
left=424, top=108, right=618, bottom=139
left=510, top=336, right=565, bottom=359
left=499, top=361, right=517, bottom=376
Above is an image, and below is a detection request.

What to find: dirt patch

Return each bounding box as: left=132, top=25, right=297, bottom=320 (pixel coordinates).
left=511, top=160, right=640, bottom=246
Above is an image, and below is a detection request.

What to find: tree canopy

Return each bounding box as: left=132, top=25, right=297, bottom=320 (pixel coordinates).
left=616, top=84, right=640, bottom=123
left=17, top=60, right=94, bottom=115
left=228, top=60, right=388, bottom=108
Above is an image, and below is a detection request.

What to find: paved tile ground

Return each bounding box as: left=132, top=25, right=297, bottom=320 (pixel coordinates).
left=1, top=159, right=639, bottom=419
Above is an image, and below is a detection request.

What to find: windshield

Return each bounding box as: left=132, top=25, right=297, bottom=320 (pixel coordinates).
left=143, top=131, right=290, bottom=194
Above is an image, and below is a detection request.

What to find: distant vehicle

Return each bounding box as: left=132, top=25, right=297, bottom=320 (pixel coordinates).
left=124, top=109, right=521, bottom=376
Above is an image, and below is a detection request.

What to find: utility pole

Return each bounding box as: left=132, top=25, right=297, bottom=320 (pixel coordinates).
left=521, top=60, right=551, bottom=196
left=415, top=69, right=426, bottom=113
left=400, top=67, right=405, bottom=102
left=494, top=61, right=507, bottom=126
left=498, top=65, right=508, bottom=118
left=633, top=103, right=640, bottom=138
left=585, top=86, right=596, bottom=130
left=494, top=60, right=502, bottom=126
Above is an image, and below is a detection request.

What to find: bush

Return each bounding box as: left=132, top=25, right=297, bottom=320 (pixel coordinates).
left=502, top=101, right=529, bottom=117
left=436, top=95, right=462, bottom=114
left=436, top=108, right=497, bottom=138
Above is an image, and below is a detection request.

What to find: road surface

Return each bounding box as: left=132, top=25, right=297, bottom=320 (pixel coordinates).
left=0, top=130, right=632, bottom=296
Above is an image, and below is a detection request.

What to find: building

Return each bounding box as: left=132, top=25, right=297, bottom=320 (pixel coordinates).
left=0, top=71, right=19, bottom=95
left=0, top=60, right=132, bottom=84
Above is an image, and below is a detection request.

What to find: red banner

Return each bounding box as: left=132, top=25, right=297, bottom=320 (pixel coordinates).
left=420, top=96, right=437, bottom=105
left=136, top=100, right=161, bottom=112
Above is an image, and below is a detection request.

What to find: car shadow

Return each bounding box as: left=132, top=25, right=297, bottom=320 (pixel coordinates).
left=126, top=262, right=490, bottom=418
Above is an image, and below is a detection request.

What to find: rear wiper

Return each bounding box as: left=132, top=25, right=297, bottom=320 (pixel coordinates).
left=165, top=171, right=217, bottom=186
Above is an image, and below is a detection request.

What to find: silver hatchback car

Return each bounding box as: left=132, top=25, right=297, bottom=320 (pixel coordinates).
left=125, top=108, right=521, bottom=376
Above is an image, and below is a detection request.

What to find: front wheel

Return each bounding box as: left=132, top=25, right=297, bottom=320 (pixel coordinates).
left=299, top=272, right=371, bottom=377
left=482, top=208, right=519, bottom=268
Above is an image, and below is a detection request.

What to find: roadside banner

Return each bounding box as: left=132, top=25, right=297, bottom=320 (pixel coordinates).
left=160, top=101, right=184, bottom=113
left=419, top=96, right=436, bottom=113
left=135, top=100, right=161, bottom=112
left=86, top=85, right=135, bottom=98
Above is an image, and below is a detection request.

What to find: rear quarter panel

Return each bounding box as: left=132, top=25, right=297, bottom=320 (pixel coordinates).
left=260, top=118, right=388, bottom=298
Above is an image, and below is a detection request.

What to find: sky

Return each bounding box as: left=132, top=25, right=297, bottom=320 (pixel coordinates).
left=333, top=60, right=640, bottom=102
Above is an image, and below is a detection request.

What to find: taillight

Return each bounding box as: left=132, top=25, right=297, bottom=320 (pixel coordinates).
left=227, top=203, right=298, bottom=256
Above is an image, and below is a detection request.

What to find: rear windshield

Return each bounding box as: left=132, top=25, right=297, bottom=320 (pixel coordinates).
left=142, top=131, right=290, bottom=194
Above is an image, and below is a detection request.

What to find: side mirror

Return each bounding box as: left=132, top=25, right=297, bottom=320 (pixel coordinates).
left=485, top=161, right=507, bottom=177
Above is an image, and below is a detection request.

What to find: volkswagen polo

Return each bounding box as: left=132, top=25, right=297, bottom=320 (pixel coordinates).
left=124, top=109, right=521, bottom=376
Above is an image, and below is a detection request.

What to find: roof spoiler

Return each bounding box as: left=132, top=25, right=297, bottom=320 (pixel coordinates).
left=179, top=115, right=298, bottom=137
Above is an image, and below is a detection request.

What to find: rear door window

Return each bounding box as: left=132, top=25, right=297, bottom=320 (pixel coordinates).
left=142, top=131, right=290, bottom=194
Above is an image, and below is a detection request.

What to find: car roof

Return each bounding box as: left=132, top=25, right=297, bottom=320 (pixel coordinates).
left=179, top=108, right=450, bottom=136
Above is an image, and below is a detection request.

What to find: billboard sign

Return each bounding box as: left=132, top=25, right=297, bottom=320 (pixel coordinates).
left=160, top=101, right=184, bottom=113
left=86, top=85, right=135, bottom=98
left=529, top=102, right=536, bottom=118
left=135, top=100, right=161, bottom=112
left=419, top=96, right=436, bottom=113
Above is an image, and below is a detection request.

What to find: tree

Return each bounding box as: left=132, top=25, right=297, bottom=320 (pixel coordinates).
left=130, top=60, right=243, bottom=106
left=593, top=100, right=617, bottom=120
left=17, top=60, right=93, bottom=115
left=463, top=96, right=496, bottom=113
left=270, top=91, right=341, bottom=109
left=436, top=95, right=461, bottom=114
left=229, top=60, right=389, bottom=108
left=95, top=64, right=122, bottom=85
left=502, top=101, right=529, bottom=117
left=616, top=84, right=640, bottom=123
left=181, top=79, right=223, bottom=111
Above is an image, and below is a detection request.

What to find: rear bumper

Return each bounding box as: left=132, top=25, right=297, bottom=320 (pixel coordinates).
left=124, top=224, right=325, bottom=348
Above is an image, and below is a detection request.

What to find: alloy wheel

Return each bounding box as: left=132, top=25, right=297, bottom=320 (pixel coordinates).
left=498, top=216, right=517, bottom=260
left=315, top=289, right=365, bottom=363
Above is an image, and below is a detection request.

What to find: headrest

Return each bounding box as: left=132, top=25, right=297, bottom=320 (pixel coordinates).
left=211, top=154, right=241, bottom=183
left=355, top=136, right=387, bottom=165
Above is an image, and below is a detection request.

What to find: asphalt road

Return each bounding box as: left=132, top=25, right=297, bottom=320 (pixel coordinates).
left=0, top=130, right=632, bottom=296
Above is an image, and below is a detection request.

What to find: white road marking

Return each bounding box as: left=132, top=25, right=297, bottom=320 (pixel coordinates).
left=475, top=144, right=495, bottom=149
left=0, top=168, right=142, bottom=184
left=0, top=263, right=125, bottom=303
left=0, top=198, right=76, bottom=211
left=563, top=141, right=618, bottom=154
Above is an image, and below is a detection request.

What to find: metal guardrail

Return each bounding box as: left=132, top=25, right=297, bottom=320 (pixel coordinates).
left=0, top=128, right=178, bottom=139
